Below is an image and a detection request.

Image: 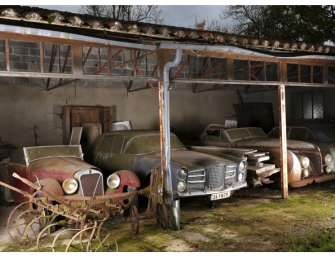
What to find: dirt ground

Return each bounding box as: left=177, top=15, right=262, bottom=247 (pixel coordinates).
left=1, top=180, right=335, bottom=252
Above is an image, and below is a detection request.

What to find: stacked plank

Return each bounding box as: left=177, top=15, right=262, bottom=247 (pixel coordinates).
left=246, top=152, right=280, bottom=187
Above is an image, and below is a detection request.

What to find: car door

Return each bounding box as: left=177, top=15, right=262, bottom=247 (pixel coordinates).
left=94, top=135, right=115, bottom=172
left=108, top=135, right=133, bottom=171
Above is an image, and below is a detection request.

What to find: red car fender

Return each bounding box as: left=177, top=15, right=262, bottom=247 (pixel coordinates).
left=113, top=170, right=140, bottom=193
left=33, top=178, right=64, bottom=198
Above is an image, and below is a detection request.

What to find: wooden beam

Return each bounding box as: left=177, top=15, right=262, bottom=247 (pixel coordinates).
left=72, top=44, right=83, bottom=75
left=278, top=85, right=288, bottom=199
left=39, top=42, right=44, bottom=73
left=5, top=39, right=10, bottom=71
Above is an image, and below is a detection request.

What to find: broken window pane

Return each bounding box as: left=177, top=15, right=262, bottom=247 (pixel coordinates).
left=300, top=65, right=311, bottom=83
left=234, top=59, right=248, bottom=80
left=313, top=66, right=323, bottom=84
left=250, top=61, right=264, bottom=81
left=265, top=62, right=279, bottom=81
left=287, top=63, right=299, bottom=82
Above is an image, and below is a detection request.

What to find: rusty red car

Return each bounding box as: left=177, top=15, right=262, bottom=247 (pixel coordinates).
left=7, top=145, right=140, bottom=203
left=186, top=125, right=328, bottom=188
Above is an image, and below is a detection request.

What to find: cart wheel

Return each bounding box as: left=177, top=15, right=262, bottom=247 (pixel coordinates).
left=81, top=205, right=110, bottom=237
left=129, top=205, right=139, bottom=235
left=7, top=201, right=48, bottom=242
left=65, top=227, right=118, bottom=252
left=157, top=203, right=168, bottom=230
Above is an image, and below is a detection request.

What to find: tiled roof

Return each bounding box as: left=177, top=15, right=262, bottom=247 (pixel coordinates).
left=0, top=5, right=334, bottom=55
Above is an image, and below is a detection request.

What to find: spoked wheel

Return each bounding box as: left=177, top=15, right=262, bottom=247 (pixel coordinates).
left=156, top=203, right=168, bottom=230
left=7, top=201, right=50, bottom=242
left=37, top=217, right=76, bottom=252
left=129, top=205, right=139, bottom=235
left=81, top=205, right=110, bottom=237
left=65, top=227, right=118, bottom=252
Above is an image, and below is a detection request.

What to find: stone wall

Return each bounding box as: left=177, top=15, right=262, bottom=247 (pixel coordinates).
left=0, top=83, right=239, bottom=147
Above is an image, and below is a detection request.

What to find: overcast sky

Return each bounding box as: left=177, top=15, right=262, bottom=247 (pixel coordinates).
left=27, top=4, right=230, bottom=29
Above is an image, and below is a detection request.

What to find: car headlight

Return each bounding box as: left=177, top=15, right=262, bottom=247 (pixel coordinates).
left=107, top=174, right=120, bottom=189
left=301, top=157, right=310, bottom=169
left=177, top=181, right=186, bottom=192
left=325, top=166, right=332, bottom=174
left=239, top=161, right=246, bottom=172
left=303, top=169, right=309, bottom=178
left=238, top=173, right=244, bottom=182
left=62, top=178, right=78, bottom=194
left=325, top=154, right=332, bottom=165
left=177, top=168, right=187, bottom=180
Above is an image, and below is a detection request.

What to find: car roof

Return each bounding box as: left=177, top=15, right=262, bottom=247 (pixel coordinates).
left=205, top=124, right=226, bottom=130
left=100, top=130, right=163, bottom=139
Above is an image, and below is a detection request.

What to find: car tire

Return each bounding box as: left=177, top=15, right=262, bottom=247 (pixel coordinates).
left=35, top=192, right=56, bottom=233
left=166, top=199, right=180, bottom=230
left=269, top=172, right=282, bottom=190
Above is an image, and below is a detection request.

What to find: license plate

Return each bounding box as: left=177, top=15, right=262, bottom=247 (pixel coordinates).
left=210, top=191, right=231, bottom=201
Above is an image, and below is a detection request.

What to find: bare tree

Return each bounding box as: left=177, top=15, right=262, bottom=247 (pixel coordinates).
left=79, top=5, right=164, bottom=24
left=221, top=5, right=335, bottom=44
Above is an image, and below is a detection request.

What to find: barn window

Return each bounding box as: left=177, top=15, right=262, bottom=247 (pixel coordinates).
left=292, top=90, right=324, bottom=120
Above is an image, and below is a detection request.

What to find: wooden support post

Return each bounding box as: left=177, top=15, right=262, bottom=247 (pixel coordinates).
left=278, top=85, right=288, bottom=199
left=158, top=81, right=165, bottom=194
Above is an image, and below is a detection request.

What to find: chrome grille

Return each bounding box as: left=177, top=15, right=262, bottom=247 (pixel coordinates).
left=300, top=151, right=322, bottom=175
left=188, top=169, right=205, bottom=183
left=208, top=166, right=224, bottom=190
left=74, top=169, right=104, bottom=197
left=80, top=173, right=104, bottom=196
left=226, top=166, right=236, bottom=179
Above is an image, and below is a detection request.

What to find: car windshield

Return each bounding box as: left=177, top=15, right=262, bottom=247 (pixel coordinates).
left=124, top=134, right=186, bottom=154
left=25, top=145, right=83, bottom=163
left=225, top=127, right=266, bottom=141
left=268, top=127, right=316, bottom=141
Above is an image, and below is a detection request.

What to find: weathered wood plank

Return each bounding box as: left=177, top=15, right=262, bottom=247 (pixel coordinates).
left=247, top=155, right=270, bottom=162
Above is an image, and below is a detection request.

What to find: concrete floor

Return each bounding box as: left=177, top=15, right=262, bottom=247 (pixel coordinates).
left=0, top=205, right=16, bottom=251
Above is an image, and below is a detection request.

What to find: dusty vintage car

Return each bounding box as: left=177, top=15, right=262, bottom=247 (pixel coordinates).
left=187, top=124, right=327, bottom=188
left=83, top=130, right=248, bottom=230
left=268, top=126, right=335, bottom=174
left=7, top=145, right=140, bottom=204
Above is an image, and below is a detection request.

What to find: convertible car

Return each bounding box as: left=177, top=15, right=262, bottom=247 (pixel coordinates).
left=83, top=130, right=248, bottom=230
left=186, top=124, right=329, bottom=188
left=7, top=145, right=140, bottom=203
left=268, top=126, right=335, bottom=174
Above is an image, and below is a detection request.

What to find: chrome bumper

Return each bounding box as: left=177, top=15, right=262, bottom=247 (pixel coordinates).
left=177, top=181, right=247, bottom=198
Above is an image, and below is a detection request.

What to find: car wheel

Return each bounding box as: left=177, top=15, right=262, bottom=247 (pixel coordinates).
left=269, top=172, right=282, bottom=190
left=166, top=199, right=180, bottom=230
left=35, top=192, right=56, bottom=233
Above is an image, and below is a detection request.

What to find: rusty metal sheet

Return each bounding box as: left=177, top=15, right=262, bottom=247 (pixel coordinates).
left=28, top=157, right=96, bottom=184
left=289, top=172, right=335, bottom=187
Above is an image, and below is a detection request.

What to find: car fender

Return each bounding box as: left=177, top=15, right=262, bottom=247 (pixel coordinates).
left=289, top=152, right=303, bottom=183
left=33, top=178, right=64, bottom=197
left=114, top=170, right=141, bottom=193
